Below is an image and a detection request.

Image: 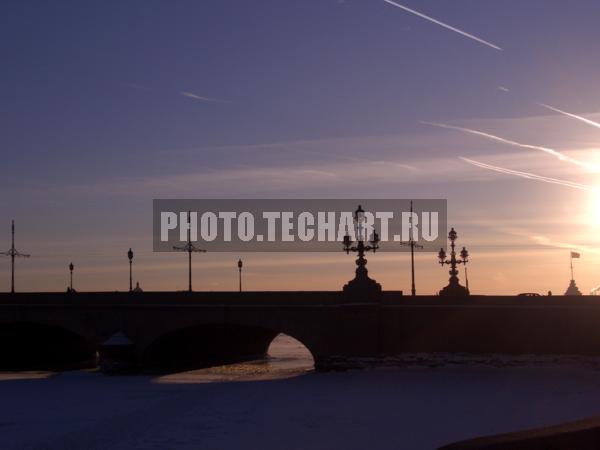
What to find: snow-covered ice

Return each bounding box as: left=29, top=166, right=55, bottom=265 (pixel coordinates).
left=2, top=335, right=600, bottom=450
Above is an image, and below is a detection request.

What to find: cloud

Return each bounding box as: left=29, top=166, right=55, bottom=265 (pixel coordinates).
left=529, top=235, right=600, bottom=255
left=460, top=157, right=596, bottom=191
left=180, top=91, right=231, bottom=103
left=383, top=0, right=502, bottom=51
left=423, top=121, right=600, bottom=172
left=497, top=86, right=510, bottom=92
left=124, top=84, right=230, bottom=103
left=538, top=103, right=600, bottom=130
left=90, top=159, right=425, bottom=197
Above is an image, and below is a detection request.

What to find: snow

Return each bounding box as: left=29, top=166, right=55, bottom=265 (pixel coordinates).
left=2, top=336, right=600, bottom=449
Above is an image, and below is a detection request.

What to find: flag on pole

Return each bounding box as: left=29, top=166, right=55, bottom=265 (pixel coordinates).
left=571, top=251, right=581, bottom=259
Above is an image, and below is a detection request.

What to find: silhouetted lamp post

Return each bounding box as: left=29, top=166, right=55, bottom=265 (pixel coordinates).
left=438, top=228, right=470, bottom=297
left=400, top=200, right=423, bottom=296
left=2, top=221, right=30, bottom=293
left=127, top=248, right=134, bottom=292
left=69, top=262, right=74, bottom=291
left=342, top=204, right=382, bottom=299
left=238, top=258, right=243, bottom=292
left=173, top=211, right=206, bottom=292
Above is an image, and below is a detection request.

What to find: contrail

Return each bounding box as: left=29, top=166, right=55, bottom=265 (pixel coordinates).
left=460, top=157, right=595, bottom=191
left=538, top=103, right=600, bottom=130
left=181, top=91, right=231, bottom=103
left=383, top=0, right=502, bottom=51
left=422, top=121, right=600, bottom=172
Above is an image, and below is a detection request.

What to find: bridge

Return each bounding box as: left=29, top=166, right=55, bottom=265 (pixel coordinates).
left=2, top=291, right=600, bottom=371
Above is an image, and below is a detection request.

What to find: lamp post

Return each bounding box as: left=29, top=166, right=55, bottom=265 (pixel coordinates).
left=400, top=200, right=423, bottom=296
left=238, top=258, right=243, bottom=292
left=2, top=221, right=30, bottom=293
left=437, top=227, right=470, bottom=297
left=173, top=211, right=206, bottom=292
left=69, top=262, right=74, bottom=291
left=127, top=248, right=133, bottom=292
left=342, top=204, right=382, bottom=299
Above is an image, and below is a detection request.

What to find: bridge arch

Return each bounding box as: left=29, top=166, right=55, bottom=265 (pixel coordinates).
left=142, top=322, right=317, bottom=370
left=0, top=322, right=97, bottom=369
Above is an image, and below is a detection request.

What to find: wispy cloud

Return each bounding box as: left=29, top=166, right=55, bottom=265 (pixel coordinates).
left=423, top=121, right=600, bottom=172
left=460, top=157, right=596, bottom=191
left=529, top=235, right=600, bottom=255
left=383, top=0, right=502, bottom=51
left=180, top=91, right=231, bottom=103
left=124, top=84, right=231, bottom=103
left=538, top=103, right=600, bottom=130
left=497, top=86, right=510, bottom=92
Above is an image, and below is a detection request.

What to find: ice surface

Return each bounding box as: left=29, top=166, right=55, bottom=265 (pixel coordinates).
left=2, top=335, right=600, bottom=450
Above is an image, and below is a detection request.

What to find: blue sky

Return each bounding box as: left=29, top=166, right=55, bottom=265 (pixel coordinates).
left=2, top=1, right=600, bottom=293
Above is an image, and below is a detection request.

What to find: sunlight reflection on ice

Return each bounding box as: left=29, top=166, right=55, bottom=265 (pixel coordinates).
left=0, top=371, right=55, bottom=381
left=154, top=334, right=313, bottom=384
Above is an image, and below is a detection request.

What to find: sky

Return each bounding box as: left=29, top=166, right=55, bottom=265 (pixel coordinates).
left=1, top=0, right=600, bottom=294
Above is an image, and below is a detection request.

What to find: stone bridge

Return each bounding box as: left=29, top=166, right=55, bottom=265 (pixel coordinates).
left=1, top=292, right=599, bottom=371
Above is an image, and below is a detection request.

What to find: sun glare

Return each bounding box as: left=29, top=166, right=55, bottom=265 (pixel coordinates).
left=589, top=188, right=600, bottom=227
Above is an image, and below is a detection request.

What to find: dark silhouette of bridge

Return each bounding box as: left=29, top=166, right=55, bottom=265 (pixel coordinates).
left=1, top=291, right=599, bottom=371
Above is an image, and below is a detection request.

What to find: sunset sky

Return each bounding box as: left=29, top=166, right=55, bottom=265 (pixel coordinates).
left=1, top=0, right=599, bottom=294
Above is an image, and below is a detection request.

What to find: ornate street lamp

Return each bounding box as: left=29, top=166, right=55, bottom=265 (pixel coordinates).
left=342, top=204, right=382, bottom=299
left=69, top=262, right=74, bottom=292
left=173, top=211, right=206, bottom=292
left=127, top=248, right=134, bottom=292
left=438, top=227, right=470, bottom=297
left=237, top=258, right=243, bottom=292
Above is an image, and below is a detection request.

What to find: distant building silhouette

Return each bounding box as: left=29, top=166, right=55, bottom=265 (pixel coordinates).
left=564, top=280, right=582, bottom=296
left=132, top=282, right=143, bottom=293
left=565, top=251, right=582, bottom=296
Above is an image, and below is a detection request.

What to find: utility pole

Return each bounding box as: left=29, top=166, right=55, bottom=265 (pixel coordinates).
left=2, top=221, right=30, bottom=293
left=127, top=248, right=134, bottom=292
left=173, top=211, right=206, bottom=292
left=400, top=201, right=423, bottom=296
left=69, top=262, right=74, bottom=291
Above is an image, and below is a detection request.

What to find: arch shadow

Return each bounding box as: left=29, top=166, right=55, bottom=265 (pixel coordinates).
left=143, top=323, right=316, bottom=371
left=0, top=322, right=97, bottom=370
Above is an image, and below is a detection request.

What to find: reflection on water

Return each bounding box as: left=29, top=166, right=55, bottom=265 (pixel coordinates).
left=155, top=334, right=314, bottom=384
left=0, top=371, right=55, bottom=381
left=0, top=335, right=313, bottom=384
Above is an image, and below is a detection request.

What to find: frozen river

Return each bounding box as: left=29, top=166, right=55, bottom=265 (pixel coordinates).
left=3, top=335, right=600, bottom=449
